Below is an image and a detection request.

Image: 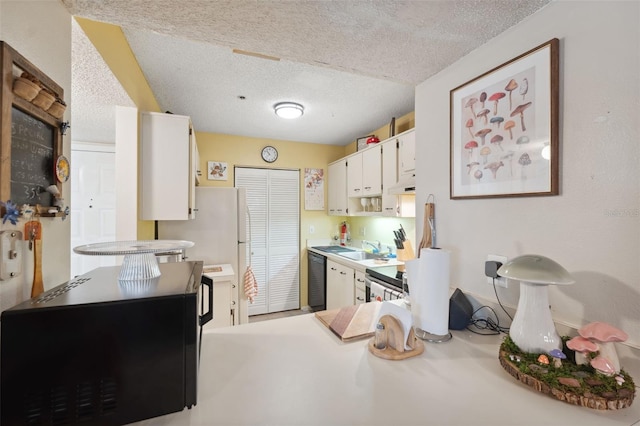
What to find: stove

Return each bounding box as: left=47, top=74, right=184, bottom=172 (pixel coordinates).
left=365, top=265, right=404, bottom=291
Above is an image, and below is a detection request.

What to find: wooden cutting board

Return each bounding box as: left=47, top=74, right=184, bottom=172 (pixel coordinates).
left=315, top=301, right=382, bottom=341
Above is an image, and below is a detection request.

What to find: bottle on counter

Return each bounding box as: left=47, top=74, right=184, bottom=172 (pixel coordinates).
left=374, top=322, right=386, bottom=350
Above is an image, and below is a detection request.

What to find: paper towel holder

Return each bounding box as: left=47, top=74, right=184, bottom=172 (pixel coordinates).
left=414, top=327, right=452, bottom=343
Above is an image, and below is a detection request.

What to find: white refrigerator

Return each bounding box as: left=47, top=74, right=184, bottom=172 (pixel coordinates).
left=158, top=187, right=250, bottom=325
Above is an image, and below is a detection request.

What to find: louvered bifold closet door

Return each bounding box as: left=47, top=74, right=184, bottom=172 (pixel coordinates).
left=235, top=167, right=300, bottom=315
left=267, top=170, right=300, bottom=312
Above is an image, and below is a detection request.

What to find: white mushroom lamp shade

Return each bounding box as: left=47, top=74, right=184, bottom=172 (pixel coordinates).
left=497, top=254, right=575, bottom=354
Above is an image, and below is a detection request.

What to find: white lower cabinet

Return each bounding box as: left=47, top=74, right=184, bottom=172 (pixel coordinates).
left=354, top=271, right=366, bottom=305
left=204, top=264, right=237, bottom=329
left=326, top=259, right=355, bottom=310
left=211, top=280, right=234, bottom=328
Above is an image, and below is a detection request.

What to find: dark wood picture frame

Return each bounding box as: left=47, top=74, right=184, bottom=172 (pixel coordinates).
left=450, top=38, right=559, bottom=199
left=1, top=41, right=65, bottom=215
left=357, top=135, right=374, bottom=152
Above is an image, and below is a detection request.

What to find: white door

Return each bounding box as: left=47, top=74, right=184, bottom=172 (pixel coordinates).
left=70, top=145, right=116, bottom=277
left=235, top=167, right=300, bottom=315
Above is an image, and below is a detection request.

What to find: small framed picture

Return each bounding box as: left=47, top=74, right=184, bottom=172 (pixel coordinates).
left=208, top=161, right=228, bottom=180
left=357, top=135, right=374, bottom=151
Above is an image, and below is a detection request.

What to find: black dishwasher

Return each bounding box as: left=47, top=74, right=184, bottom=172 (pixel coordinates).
left=308, top=251, right=326, bottom=311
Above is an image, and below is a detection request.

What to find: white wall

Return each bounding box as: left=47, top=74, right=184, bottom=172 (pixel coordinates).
left=415, top=1, right=640, bottom=347
left=0, top=0, right=72, bottom=311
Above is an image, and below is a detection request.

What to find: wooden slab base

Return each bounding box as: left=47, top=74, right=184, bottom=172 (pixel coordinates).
left=499, top=349, right=635, bottom=410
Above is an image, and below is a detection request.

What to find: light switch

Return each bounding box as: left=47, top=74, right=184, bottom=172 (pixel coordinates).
left=0, top=230, right=23, bottom=280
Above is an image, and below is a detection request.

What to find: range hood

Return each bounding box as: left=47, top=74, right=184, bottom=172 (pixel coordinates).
left=387, top=176, right=416, bottom=195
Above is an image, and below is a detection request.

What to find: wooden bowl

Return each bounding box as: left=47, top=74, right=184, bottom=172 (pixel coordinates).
left=47, top=100, right=66, bottom=119
left=31, top=90, right=56, bottom=110
left=13, top=77, right=41, bottom=101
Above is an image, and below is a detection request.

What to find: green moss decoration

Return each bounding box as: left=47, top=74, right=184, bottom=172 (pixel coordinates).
left=499, top=335, right=635, bottom=410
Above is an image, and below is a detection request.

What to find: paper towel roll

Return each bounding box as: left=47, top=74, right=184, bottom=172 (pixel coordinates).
left=407, top=248, right=450, bottom=336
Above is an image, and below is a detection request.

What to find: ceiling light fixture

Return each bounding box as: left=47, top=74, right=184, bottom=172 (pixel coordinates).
left=274, top=102, right=304, bottom=119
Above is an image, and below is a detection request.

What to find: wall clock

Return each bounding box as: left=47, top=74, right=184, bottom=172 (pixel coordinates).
left=261, top=145, right=278, bottom=163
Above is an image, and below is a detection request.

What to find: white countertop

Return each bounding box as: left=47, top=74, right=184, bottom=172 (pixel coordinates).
left=202, top=263, right=234, bottom=281
left=135, top=312, right=640, bottom=426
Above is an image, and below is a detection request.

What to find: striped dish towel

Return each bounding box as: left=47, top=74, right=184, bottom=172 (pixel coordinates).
left=243, top=266, right=258, bottom=303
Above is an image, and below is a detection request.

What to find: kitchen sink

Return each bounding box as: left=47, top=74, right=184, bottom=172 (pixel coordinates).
left=313, top=245, right=356, bottom=253
left=338, top=251, right=383, bottom=261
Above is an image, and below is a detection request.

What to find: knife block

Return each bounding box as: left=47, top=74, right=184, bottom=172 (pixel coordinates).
left=396, top=240, right=414, bottom=273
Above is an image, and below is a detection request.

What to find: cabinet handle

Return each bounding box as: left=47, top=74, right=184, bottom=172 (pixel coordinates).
left=357, top=278, right=364, bottom=282
left=340, top=271, right=347, bottom=275
left=330, top=267, right=337, bottom=271
left=364, top=186, right=371, bottom=190
left=356, top=297, right=364, bottom=301
left=231, top=301, right=236, bottom=306
left=354, top=188, right=360, bottom=192
left=232, top=284, right=236, bottom=288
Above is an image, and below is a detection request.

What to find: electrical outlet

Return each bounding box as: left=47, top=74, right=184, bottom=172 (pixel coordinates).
left=487, top=254, right=508, bottom=288
left=309, top=225, right=315, bottom=234
left=359, top=227, right=365, bottom=236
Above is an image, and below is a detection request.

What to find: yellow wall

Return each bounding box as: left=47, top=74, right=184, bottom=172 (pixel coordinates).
left=196, top=132, right=345, bottom=306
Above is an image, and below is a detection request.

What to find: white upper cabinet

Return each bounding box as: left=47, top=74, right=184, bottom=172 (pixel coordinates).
left=361, top=145, right=382, bottom=197
left=328, top=159, right=348, bottom=216
left=380, top=137, right=415, bottom=218
left=397, top=129, right=416, bottom=179
left=346, top=152, right=363, bottom=197
left=327, top=129, right=414, bottom=218
left=140, top=111, right=198, bottom=220
left=192, top=136, right=201, bottom=186
left=347, top=145, right=382, bottom=198
left=381, top=139, right=398, bottom=215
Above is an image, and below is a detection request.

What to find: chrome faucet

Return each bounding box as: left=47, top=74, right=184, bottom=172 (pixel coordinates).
left=363, top=240, right=381, bottom=253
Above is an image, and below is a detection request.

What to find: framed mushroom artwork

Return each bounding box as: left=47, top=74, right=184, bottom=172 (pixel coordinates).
left=450, top=38, right=559, bottom=199
left=208, top=161, right=228, bottom=180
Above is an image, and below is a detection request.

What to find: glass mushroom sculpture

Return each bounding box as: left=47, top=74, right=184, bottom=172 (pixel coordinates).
left=497, top=255, right=575, bottom=354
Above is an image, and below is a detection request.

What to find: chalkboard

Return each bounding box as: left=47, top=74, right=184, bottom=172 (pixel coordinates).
left=10, top=107, right=55, bottom=206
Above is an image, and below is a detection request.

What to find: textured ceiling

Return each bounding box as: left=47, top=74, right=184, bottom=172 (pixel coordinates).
left=71, top=19, right=135, bottom=144
left=62, top=0, right=551, bottom=145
